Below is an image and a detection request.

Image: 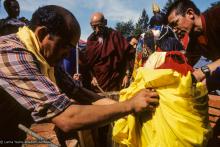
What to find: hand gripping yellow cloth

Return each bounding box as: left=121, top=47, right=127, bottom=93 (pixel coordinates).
left=16, top=26, right=56, bottom=83
left=112, top=68, right=212, bottom=147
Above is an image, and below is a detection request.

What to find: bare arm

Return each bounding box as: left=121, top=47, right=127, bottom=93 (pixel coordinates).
left=52, top=89, right=158, bottom=132
left=206, top=59, right=220, bottom=73
left=52, top=101, right=132, bottom=132
left=92, top=98, right=117, bottom=105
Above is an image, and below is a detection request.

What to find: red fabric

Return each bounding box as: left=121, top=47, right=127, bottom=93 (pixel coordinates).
left=181, top=34, right=189, bottom=50
left=197, top=15, right=208, bottom=46
left=156, top=46, right=163, bottom=52
left=157, top=51, right=193, bottom=76
left=86, top=28, right=130, bottom=91
left=201, top=15, right=206, bottom=34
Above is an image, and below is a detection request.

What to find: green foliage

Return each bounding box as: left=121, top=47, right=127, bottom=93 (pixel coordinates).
left=134, top=9, right=149, bottom=34
left=133, top=25, right=142, bottom=37
left=115, top=9, right=149, bottom=38
left=162, top=0, right=176, bottom=14
left=115, top=20, right=134, bottom=38
left=205, top=1, right=220, bottom=12
left=210, top=1, right=220, bottom=7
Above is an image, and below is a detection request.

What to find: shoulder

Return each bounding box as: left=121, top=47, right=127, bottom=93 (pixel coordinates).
left=87, top=32, right=97, bottom=41
left=108, top=28, right=123, bottom=38
left=0, top=18, right=7, bottom=26
left=0, top=34, right=36, bottom=62
left=203, top=6, right=220, bottom=19
left=0, top=34, right=26, bottom=51
left=19, top=17, right=29, bottom=25
left=108, top=28, right=117, bottom=34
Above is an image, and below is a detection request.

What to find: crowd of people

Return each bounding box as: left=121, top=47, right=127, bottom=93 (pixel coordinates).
left=0, top=0, right=220, bottom=146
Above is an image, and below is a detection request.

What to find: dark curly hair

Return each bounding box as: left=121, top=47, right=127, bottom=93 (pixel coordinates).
left=30, top=5, right=81, bottom=40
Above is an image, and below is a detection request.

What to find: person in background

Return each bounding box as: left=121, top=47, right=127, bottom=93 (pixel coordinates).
left=126, top=35, right=139, bottom=82
left=0, top=0, right=28, bottom=36
left=86, top=12, right=137, bottom=147
left=59, top=40, right=87, bottom=86
left=132, top=3, right=165, bottom=78
left=86, top=12, right=133, bottom=91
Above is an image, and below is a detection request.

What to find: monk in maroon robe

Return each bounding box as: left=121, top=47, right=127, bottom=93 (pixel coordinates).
left=167, top=1, right=220, bottom=145
left=86, top=12, right=132, bottom=92
left=167, top=0, right=220, bottom=83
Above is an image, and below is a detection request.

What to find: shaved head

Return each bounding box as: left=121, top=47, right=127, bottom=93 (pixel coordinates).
left=90, top=12, right=107, bottom=34
left=90, top=12, right=106, bottom=26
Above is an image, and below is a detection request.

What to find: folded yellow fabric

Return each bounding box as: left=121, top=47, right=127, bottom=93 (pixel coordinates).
left=113, top=67, right=212, bottom=147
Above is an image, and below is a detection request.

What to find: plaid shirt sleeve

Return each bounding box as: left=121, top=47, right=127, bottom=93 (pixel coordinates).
left=0, top=48, right=72, bottom=122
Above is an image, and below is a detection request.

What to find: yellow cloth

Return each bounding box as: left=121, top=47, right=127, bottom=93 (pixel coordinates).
left=132, top=59, right=142, bottom=78
left=132, top=50, right=165, bottom=79
left=143, top=52, right=166, bottom=69
left=113, top=68, right=212, bottom=147
left=16, top=26, right=56, bottom=83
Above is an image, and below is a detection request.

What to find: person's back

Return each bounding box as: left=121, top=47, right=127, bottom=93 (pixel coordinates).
left=0, top=0, right=28, bottom=36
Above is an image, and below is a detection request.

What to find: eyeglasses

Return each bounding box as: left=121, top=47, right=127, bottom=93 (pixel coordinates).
left=90, top=24, right=104, bottom=30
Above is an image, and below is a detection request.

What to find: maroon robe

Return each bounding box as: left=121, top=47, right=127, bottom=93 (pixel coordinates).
left=186, top=6, right=220, bottom=65
left=86, top=28, right=130, bottom=91
left=186, top=8, right=220, bottom=144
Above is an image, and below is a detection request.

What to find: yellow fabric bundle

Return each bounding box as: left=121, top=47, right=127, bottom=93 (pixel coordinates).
left=113, top=67, right=212, bottom=147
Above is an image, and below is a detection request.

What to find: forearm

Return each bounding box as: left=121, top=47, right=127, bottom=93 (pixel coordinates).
left=92, top=98, right=117, bottom=105
left=207, top=59, right=220, bottom=73
left=52, top=101, right=132, bottom=132
left=193, top=59, right=220, bottom=81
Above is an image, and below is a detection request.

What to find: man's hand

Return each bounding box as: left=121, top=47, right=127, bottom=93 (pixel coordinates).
left=128, top=89, right=159, bottom=113
left=193, top=68, right=205, bottom=82
left=91, top=76, right=98, bottom=86
left=73, top=73, right=81, bottom=81
left=193, top=59, right=220, bottom=82
left=121, top=75, right=129, bottom=88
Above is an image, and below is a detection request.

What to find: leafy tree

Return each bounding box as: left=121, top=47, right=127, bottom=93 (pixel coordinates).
left=205, top=1, right=220, bottom=12
left=115, top=9, right=149, bottom=37
left=210, top=1, right=220, bottom=7
left=162, top=0, right=176, bottom=14
left=115, top=20, right=134, bottom=38
left=134, top=9, right=149, bottom=35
